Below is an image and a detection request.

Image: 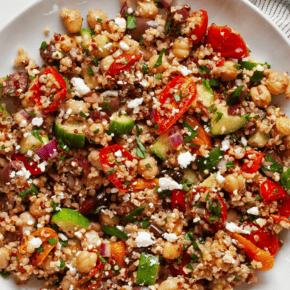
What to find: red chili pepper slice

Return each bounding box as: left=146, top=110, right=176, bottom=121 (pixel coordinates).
left=241, top=149, right=264, bottom=174
left=191, top=10, right=208, bottom=45
left=29, top=67, right=67, bottom=113
left=279, top=197, right=290, bottom=218
left=206, top=24, right=250, bottom=59
left=99, top=144, right=135, bottom=192
left=171, top=189, right=186, bottom=211
left=259, top=179, right=288, bottom=202
left=106, top=53, right=142, bottom=76
left=154, top=76, right=197, bottom=134
left=13, top=153, right=43, bottom=175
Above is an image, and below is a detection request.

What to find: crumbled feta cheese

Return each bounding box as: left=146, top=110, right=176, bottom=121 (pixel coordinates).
left=256, top=64, right=264, bottom=71
left=158, top=177, right=182, bottom=192
left=180, top=66, right=192, bottom=76
left=20, top=119, right=28, bottom=127
left=178, top=152, right=196, bottom=168
left=32, top=117, right=43, bottom=127
left=104, top=43, right=112, bottom=50
left=221, top=139, right=230, bottom=151
left=27, top=150, right=33, bottom=157
left=16, top=167, right=31, bottom=179
left=119, top=41, right=130, bottom=51
left=235, top=79, right=243, bottom=86
left=71, top=77, right=90, bottom=96
left=216, top=171, right=225, bottom=184
left=223, top=250, right=235, bottom=264
left=163, top=233, right=178, bottom=242
left=241, top=137, right=247, bottom=146
left=66, top=108, right=72, bottom=115
left=256, top=218, right=267, bottom=228
left=111, top=188, right=119, bottom=193
left=135, top=232, right=155, bottom=247
left=226, top=222, right=250, bottom=234
left=115, top=150, right=122, bottom=157
left=38, top=161, right=47, bottom=172
left=127, top=97, right=144, bottom=114
left=28, top=237, right=42, bottom=249
left=193, top=217, right=200, bottom=223
left=58, top=233, right=68, bottom=241
left=115, top=17, right=126, bottom=29
left=127, top=7, right=133, bottom=14
left=247, top=206, right=259, bottom=216
left=10, top=171, right=16, bottom=178
left=194, top=193, right=200, bottom=202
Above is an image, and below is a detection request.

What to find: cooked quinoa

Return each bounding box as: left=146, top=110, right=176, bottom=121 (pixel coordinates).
left=1, top=1, right=290, bottom=290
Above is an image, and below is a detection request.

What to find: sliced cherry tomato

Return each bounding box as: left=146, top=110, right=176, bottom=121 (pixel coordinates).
left=191, top=10, right=208, bottom=45
left=110, top=241, right=126, bottom=268
left=259, top=179, right=288, bottom=202
left=130, top=178, right=159, bottom=191
left=279, top=197, right=290, bottom=218
left=170, top=248, right=191, bottom=276
left=269, top=214, right=290, bottom=229
left=230, top=232, right=274, bottom=271
left=241, top=149, right=264, bottom=174
left=171, top=189, right=186, bottom=211
left=99, top=145, right=135, bottom=192
left=154, top=76, right=197, bottom=134
left=206, top=24, right=250, bottom=59
left=106, top=53, right=142, bottom=76
left=28, top=67, right=67, bottom=113
left=13, top=153, right=43, bottom=175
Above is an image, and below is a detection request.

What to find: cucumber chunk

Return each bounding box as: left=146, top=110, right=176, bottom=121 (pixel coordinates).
left=136, top=253, right=159, bottom=286
left=0, top=103, right=11, bottom=120
left=150, top=131, right=175, bottom=161
left=55, top=119, right=85, bottom=149
left=20, top=132, right=49, bottom=154
left=192, top=81, right=214, bottom=109
left=18, top=184, right=38, bottom=202
left=182, top=168, right=197, bottom=184
left=51, top=208, right=90, bottom=238
left=200, top=173, right=219, bottom=188
left=210, top=103, right=247, bottom=135
left=107, top=112, right=134, bottom=136
left=79, top=28, right=95, bottom=39
left=248, top=130, right=268, bottom=148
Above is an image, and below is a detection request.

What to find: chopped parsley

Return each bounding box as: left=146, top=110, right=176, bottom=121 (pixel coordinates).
left=142, top=64, right=149, bottom=73
left=86, top=66, right=95, bottom=76
left=215, top=112, right=223, bottom=122
left=226, top=85, right=244, bottom=106
left=226, top=161, right=235, bottom=169
left=31, top=129, right=44, bottom=144
left=145, top=163, right=152, bottom=168
left=40, top=41, right=48, bottom=50
left=124, top=206, right=145, bottom=222
left=281, top=168, right=290, bottom=189
left=155, top=73, right=162, bottom=80
left=135, top=136, right=147, bottom=158
left=126, top=15, right=137, bottom=30
left=47, top=238, right=57, bottom=245
left=101, top=225, right=128, bottom=240
left=261, top=154, right=283, bottom=173
left=153, top=48, right=166, bottom=68
left=196, top=147, right=224, bottom=172
left=183, top=122, right=198, bottom=143
left=106, top=168, right=117, bottom=175
left=174, top=88, right=189, bottom=102
left=80, top=111, right=88, bottom=119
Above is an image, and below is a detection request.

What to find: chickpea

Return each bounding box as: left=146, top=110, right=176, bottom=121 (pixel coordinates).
left=87, top=9, right=108, bottom=30
left=226, top=209, right=238, bottom=223
left=250, top=85, right=271, bottom=108
left=140, top=47, right=153, bottom=61
left=276, top=117, right=290, bottom=137
left=61, top=276, right=74, bottom=290
left=90, top=123, right=104, bottom=136
left=138, top=156, right=159, bottom=179
left=219, top=60, right=239, bottom=82
left=81, top=230, right=101, bottom=249
left=88, top=150, right=103, bottom=170
left=41, top=256, right=56, bottom=274
left=149, top=54, right=169, bottom=74
left=266, top=71, right=288, bottom=95
left=19, top=211, right=36, bottom=235
left=59, top=35, right=77, bottom=52
left=29, top=197, right=48, bottom=218
left=83, top=175, right=103, bottom=190
left=122, top=37, right=140, bottom=54
left=93, top=35, right=112, bottom=59
left=101, top=56, right=115, bottom=74
left=137, top=1, right=158, bottom=19
left=224, top=174, right=245, bottom=193
left=172, top=38, right=190, bottom=60
left=163, top=242, right=181, bottom=260
left=285, top=81, right=290, bottom=99
left=0, top=247, right=10, bottom=269
left=159, top=278, right=180, bottom=290
left=248, top=130, right=268, bottom=148
left=60, top=8, right=83, bottom=34
left=99, top=211, right=119, bottom=226
left=76, top=251, right=98, bottom=273
left=66, top=100, right=89, bottom=120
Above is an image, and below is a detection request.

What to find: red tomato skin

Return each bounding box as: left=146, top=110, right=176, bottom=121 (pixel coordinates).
left=99, top=145, right=135, bottom=192
left=170, top=249, right=191, bottom=276
left=13, top=154, right=43, bottom=175
left=154, top=76, right=197, bottom=134
left=191, top=10, right=208, bottom=45
left=171, top=190, right=186, bottom=211
left=259, top=179, right=288, bottom=202
left=106, top=53, right=142, bottom=76
left=29, top=67, right=67, bottom=113
left=206, top=24, right=250, bottom=59
left=241, top=149, right=264, bottom=174
left=279, top=197, right=290, bottom=218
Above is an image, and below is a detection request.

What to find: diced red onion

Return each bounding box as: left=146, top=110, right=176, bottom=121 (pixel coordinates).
left=36, top=140, right=58, bottom=161
left=228, top=104, right=241, bottom=115
left=168, top=125, right=183, bottom=149
left=72, top=157, right=90, bottom=175
left=19, top=109, right=36, bottom=123
left=101, top=242, right=111, bottom=257
left=120, top=1, right=129, bottom=18
left=48, top=170, right=61, bottom=182
left=149, top=109, right=155, bottom=123
left=89, top=110, right=110, bottom=121
left=157, top=0, right=171, bottom=9
left=128, top=18, right=160, bottom=41
left=0, top=161, right=24, bottom=185
left=79, top=197, right=96, bottom=214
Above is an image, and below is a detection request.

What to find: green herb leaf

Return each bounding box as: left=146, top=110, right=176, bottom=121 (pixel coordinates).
left=92, top=58, right=99, bottom=66
left=155, top=0, right=164, bottom=8
left=59, top=240, right=69, bottom=247
left=31, top=129, right=44, bottom=144
left=97, top=18, right=102, bottom=23
left=198, top=65, right=210, bottom=76
left=135, top=136, right=147, bottom=158
left=165, top=22, right=171, bottom=34
left=0, top=270, right=11, bottom=279
left=158, top=190, right=172, bottom=197
left=136, top=124, right=143, bottom=136
left=154, top=48, right=166, bottom=68
left=93, top=129, right=100, bottom=134
left=183, top=122, right=198, bottom=143
left=254, top=196, right=263, bottom=201
left=142, top=64, right=149, bottom=73
left=47, top=238, right=57, bottom=245
left=50, top=200, right=59, bottom=212
left=186, top=263, right=194, bottom=270
left=226, top=86, right=244, bottom=106
left=58, top=259, right=66, bottom=269
left=196, top=147, right=224, bottom=172
left=209, top=78, right=220, bottom=87
left=261, top=154, right=283, bottom=173
left=126, top=15, right=137, bottom=29
left=215, top=112, right=223, bottom=122
left=124, top=206, right=146, bottom=222
left=145, top=163, right=152, bottom=168
left=101, top=226, right=128, bottom=240
left=40, top=41, right=48, bottom=50
left=80, top=111, right=88, bottom=119
left=155, top=73, right=162, bottom=80
left=86, top=66, right=95, bottom=76
left=226, top=161, right=235, bottom=169
left=281, top=168, right=290, bottom=189
left=97, top=251, right=107, bottom=264
left=139, top=34, right=144, bottom=45
left=106, top=168, right=117, bottom=175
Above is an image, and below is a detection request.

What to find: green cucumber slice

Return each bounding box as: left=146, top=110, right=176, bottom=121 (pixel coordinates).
left=182, top=168, right=197, bottom=184
left=18, top=184, right=38, bottom=202
left=192, top=80, right=214, bottom=109
left=0, top=103, right=11, bottom=120
left=200, top=173, right=218, bottom=188
left=107, top=112, right=134, bottom=136
left=20, top=132, right=49, bottom=154
left=248, top=130, right=268, bottom=148
left=80, top=28, right=95, bottom=39
left=150, top=131, right=174, bottom=161
left=136, top=253, right=159, bottom=286
left=210, top=103, right=247, bottom=135
left=51, top=208, right=90, bottom=237
left=55, top=120, right=85, bottom=149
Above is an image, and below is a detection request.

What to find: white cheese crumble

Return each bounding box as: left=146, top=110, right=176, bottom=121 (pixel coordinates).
left=28, top=237, right=42, bottom=249
left=223, top=250, right=235, bottom=264
left=247, top=206, right=259, bottom=216
left=38, top=161, right=47, bottom=172
left=225, top=222, right=250, bottom=235
left=119, top=41, right=130, bottom=51
left=221, top=139, right=230, bottom=151
left=115, top=150, right=123, bottom=157
left=127, top=97, right=144, bottom=114
left=16, top=167, right=31, bottom=179
left=241, top=137, right=247, bottom=146
left=115, top=17, right=126, bottom=29
left=163, top=233, right=178, bottom=242
left=180, top=66, right=192, bottom=76
left=71, top=77, right=90, bottom=96
left=31, top=117, right=43, bottom=127
left=58, top=233, right=68, bottom=241
left=158, top=177, right=182, bottom=192
left=104, top=43, right=112, bottom=50
left=135, top=232, right=155, bottom=247
left=193, top=217, right=200, bottom=223
left=178, top=152, right=196, bottom=168
left=216, top=171, right=225, bottom=184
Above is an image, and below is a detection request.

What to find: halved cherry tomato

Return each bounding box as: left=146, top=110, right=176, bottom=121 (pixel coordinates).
left=99, top=145, right=135, bottom=192
left=241, top=149, right=264, bottom=174
left=106, top=53, right=142, bottom=76
left=170, top=248, right=191, bottom=276
left=259, top=179, right=288, bottom=202
left=269, top=214, right=290, bottom=228
left=171, top=189, right=186, bottom=211
left=230, top=232, right=274, bottom=271
left=154, top=76, right=197, bottom=134
left=279, top=197, right=290, bottom=218
left=28, top=67, right=67, bottom=113
left=130, top=178, right=159, bottom=191
left=110, top=241, right=126, bottom=268
left=13, top=153, right=43, bottom=175
left=206, top=24, right=250, bottom=59
left=191, top=10, right=208, bottom=45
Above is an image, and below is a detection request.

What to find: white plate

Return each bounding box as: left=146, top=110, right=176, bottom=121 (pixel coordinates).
left=0, top=0, right=290, bottom=289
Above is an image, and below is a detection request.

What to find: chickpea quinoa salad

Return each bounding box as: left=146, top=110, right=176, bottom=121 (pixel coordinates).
left=1, top=0, right=290, bottom=290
